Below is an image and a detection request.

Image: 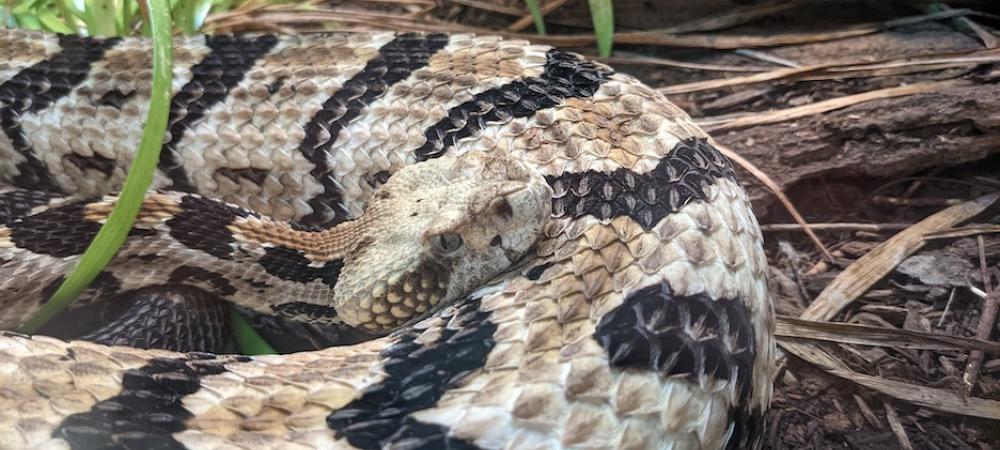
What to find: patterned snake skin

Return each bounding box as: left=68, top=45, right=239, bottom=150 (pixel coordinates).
left=0, top=29, right=774, bottom=449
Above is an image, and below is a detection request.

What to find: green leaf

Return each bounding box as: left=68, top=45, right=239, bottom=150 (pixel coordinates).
left=13, top=13, right=44, bottom=29
left=121, top=0, right=138, bottom=35
left=82, top=0, right=118, bottom=36
left=587, top=0, right=614, bottom=57
left=211, top=0, right=232, bottom=14
left=175, top=0, right=211, bottom=35
left=177, top=0, right=195, bottom=34
left=37, top=10, right=75, bottom=33
left=19, top=0, right=174, bottom=334
left=522, top=0, right=546, bottom=36
left=11, top=0, right=46, bottom=16
left=53, top=0, right=82, bottom=31
left=191, top=0, right=211, bottom=30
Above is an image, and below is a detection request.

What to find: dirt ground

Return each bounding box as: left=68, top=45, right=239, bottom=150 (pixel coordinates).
left=218, top=1, right=1000, bottom=448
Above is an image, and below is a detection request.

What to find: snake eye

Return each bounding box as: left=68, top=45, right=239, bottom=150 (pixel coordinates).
left=431, top=233, right=464, bottom=256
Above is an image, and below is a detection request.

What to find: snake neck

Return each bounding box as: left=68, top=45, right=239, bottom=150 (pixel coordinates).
left=228, top=212, right=377, bottom=263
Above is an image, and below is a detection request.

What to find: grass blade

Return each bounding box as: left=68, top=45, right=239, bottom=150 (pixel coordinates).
left=38, top=10, right=75, bottom=33
left=177, top=0, right=196, bottom=34
left=84, top=0, right=119, bottom=36
left=18, top=0, right=174, bottom=334
left=587, top=0, right=613, bottom=57
left=230, top=307, right=277, bottom=354
left=12, top=12, right=43, bottom=29
left=53, top=0, right=80, bottom=30
left=523, top=0, right=546, bottom=35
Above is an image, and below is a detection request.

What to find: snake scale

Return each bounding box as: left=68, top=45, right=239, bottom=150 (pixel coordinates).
left=0, top=28, right=774, bottom=449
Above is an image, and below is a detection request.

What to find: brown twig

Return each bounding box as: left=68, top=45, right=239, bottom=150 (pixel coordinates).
left=938, top=287, right=957, bottom=328
left=445, top=0, right=525, bottom=16
left=586, top=8, right=993, bottom=49
left=873, top=195, right=964, bottom=207
left=871, top=176, right=996, bottom=199
left=957, top=17, right=998, bottom=49
left=357, top=0, right=435, bottom=4
left=884, top=401, right=915, bottom=450
left=600, top=52, right=770, bottom=72
left=697, top=79, right=969, bottom=132
left=962, top=236, right=1000, bottom=395
left=206, top=6, right=994, bottom=50
left=776, top=316, right=1000, bottom=353
left=734, top=49, right=802, bottom=68
left=923, top=224, right=1000, bottom=240
left=779, top=339, right=1000, bottom=420
left=713, top=143, right=834, bottom=262
left=929, top=3, right=998, bottom=48
left=760, top=223, right=910, bottom=233
left=638, top=0, right=796, bottom=35
left=854, top=395, right=881, bottom=428
left=404, top=4, right=437, bottom=20
left=658, top=48, right=1000, bottom=95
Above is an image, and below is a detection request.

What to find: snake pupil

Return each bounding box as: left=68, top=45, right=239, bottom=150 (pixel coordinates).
left=433, top=233, right=463, bottom=255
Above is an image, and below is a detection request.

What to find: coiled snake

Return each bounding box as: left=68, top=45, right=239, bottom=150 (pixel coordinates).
left=0, top=29, right=774, bottom=449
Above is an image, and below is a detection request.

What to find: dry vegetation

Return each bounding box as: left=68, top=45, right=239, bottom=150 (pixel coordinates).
left=204, top=1, right=1000, bottom=448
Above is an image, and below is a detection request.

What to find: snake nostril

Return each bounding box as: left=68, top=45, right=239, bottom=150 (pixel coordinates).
left=494, top=199, right=513, bottom=220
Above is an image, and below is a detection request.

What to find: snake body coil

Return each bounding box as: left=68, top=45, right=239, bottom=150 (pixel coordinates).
left=0, top=29, right=774, bottom=449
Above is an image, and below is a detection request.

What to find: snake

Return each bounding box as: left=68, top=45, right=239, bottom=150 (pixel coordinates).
left=0, top=28, right=775, bottom=449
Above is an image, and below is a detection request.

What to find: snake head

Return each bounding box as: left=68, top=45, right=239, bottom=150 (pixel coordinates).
left=333, top=151, right=551, bottom=331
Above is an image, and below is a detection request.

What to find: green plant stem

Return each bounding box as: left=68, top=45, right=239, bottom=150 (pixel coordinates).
left=523, top=0, right=546, bottom=35
left=53, top=0, right=78, bottom=30
left=229, top=307, right=277, bottom=355
left=178, top=0, right=196, bottom=34
left=587, top=0, right=613, bottom=57
left=18, top=0, right=173, bottom=334
left=85, top=0, right=119, bottom=36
